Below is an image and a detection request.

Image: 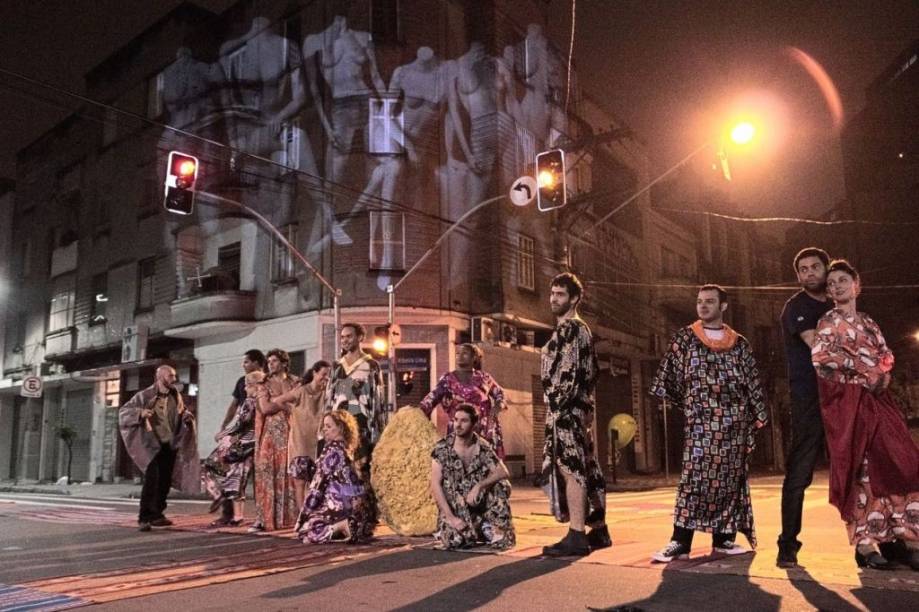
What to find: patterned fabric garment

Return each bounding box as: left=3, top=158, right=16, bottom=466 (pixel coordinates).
left=288, top=455, right=317, bottom=482
left=431, top=434, right=516, bottom=550
left=650, top=324, right=768, bottom=546
left=253, top=376, right=298, bottom=530
left=202, top=396, right=256, bottom=502
left=847, top=458, right=919, bottom=545
left=295, top=440, right=377, bottom=544
left=420, top=370, right=507, bottom=458
left=288, top=383, right=324, bottom=482
left=812, top=310, right=895, bottom=389
left=539, top=317, right=607, bottom=525
left=325, top=353, right=386, bottom=452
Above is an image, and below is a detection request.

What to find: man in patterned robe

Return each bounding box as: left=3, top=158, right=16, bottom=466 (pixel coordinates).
left=325, top=322, right=385, bottom=477
left=650, top=284, right=768, bottom=562
left=539, top=273, right=610, bottom=557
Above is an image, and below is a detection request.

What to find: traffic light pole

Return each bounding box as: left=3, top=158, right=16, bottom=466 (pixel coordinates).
left=384, top=194, right=507, bottom=412
left=196, top=190, right=343, bottom=357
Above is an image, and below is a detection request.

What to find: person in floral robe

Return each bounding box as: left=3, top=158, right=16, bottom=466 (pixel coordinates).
left=202, top=370, right=263, bottom=527
left=539, top=273, right=609, bottom=557
left=420, top=343, right=507, bottom=457
left=811, top=260, right=919, bottom=570
left=296, top=410, right=377, bottom=544
left=430, top=405, right=515, bottom=550
left=649, top=285, right=767, bottom=563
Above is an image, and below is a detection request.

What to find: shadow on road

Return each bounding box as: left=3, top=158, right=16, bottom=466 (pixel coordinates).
left=260, top=548, right=468, bottom=599
left=390, top=556, right=574, bottom=612
left=785, top=567, right=861, bottom=612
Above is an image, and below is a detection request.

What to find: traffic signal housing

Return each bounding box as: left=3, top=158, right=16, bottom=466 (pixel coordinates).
left=535, top=149, right=567, bottom=211
left=372, top=325, right=390, bottom=357
left=164, top=151, right=199, bottom=215
left=397, top=371, right=414, bottom=397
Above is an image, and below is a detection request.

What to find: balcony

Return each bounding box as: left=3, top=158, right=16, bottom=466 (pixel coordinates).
left=166, top=291, right=256, bottom=339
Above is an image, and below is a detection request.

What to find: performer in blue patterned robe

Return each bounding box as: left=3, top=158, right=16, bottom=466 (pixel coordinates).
left=649, top=285, right=767, bottom=563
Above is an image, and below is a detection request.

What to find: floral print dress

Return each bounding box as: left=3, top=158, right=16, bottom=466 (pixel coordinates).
left=650, top=322, right=767, bottom=545
left=420, top=370, right=507, bottom=458
left=431, top=434, right=515, bottom=550
left=812, top=309, right=919, bottom=545
left=253, top=375, right=298, bottom=530
left=202, top=396, right=255, bottom=502
left=295, top=440, right=376, bottom=544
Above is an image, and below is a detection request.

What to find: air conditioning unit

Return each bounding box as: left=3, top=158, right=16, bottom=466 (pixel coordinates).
left=471, top=317, right=496, bottom=344
left=500, top=322, right=518, bottom=345
left=122, top=325, right=148, bottom=363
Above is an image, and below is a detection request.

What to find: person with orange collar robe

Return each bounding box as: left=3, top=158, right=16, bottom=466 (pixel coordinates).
left=649, top=284, right=768, bottom=563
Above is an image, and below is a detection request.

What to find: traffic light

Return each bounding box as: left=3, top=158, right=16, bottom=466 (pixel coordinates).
left=372, top=325, right=390, bottom=357
left=535, top=149, right=567, bottom=211
left=397, top=371, right=414, bottom=397
left=163, top=151, right=199, bottom=215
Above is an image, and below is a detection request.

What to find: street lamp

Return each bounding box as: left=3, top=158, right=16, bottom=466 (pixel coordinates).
left=730, top=121, right=756, bottom=146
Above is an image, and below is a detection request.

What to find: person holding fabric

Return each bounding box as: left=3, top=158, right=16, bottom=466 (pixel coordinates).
left=811, top=260, right=919, bottom=570
left=250, top=348, right=299, bottom=532
left=430, top=404, right=515, bottom=550
left=419, top=343, right=507, bottom=457
left=295, top=409, right=377, bottom=544
left=650, top=284, right=768, bottom=562
left=119, top=365, right=199, bottom=532
left=538, top=273, right=610, bottom=557
left=270, top=360, right=332, bottom=512
left=202, top=370, right=263, bottom=527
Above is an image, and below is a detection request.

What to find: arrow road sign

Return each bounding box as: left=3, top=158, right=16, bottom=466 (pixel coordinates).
left=509, top=176, right=537, bottom=207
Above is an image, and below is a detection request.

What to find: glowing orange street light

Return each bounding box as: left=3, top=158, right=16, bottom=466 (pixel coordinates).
left=538, top=169, right=556, bottom=188
left=913, top=330, right=919, bottom=343
left=730, top=121, right=756, bottom=145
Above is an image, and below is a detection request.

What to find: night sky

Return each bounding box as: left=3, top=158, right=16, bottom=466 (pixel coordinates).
left=1, top=0, right=917, bottom=218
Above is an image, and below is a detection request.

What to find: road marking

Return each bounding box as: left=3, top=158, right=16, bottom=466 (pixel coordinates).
left=0, top=498, right=123, bottom=511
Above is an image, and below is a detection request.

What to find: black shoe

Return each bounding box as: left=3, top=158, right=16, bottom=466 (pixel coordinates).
left=906, top=550, right=919, bottom=571
left=150, top=517, right=174, bottom=527
left=855, top=549, right=893, bottom=570
left=651, top=540, right=691, bottom=563
left=138, top=522, right=152, bottom=532
left=776, top=544, right=799, bottom=568
left=587, top=525, right=612, bottom=550
left=542, top=529, right=591, bottom=557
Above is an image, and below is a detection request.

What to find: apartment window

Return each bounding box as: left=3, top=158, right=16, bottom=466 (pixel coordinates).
left=369, top=212, right=405, bottom=271
left=90, top=273, right=108, bottom=325
left=103, top=377, right=121, bottom=408
left=146, top=70, right=165, bottom=119
left=48, top=274, right=76, bottom=332
left=371, top=0, right=402, bottom=44
left=368, top=98, right=404, bottom=154
left=281, top=120, right=301, bottom=170
left=137, top=257, right=156, bottom=311
left=661, top=246, right=692, bottom=278
left=217, top=242, right=241, bottom=290
left=517, top=234, right=536, bottom=291
left=272, top=224, right=298, bottom=282
left=289, top=350, right=305, bottom=379
left=102, top=108, right=118, bottom=147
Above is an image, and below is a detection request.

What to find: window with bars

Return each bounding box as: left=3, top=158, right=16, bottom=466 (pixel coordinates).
left=217, top=242, right=241, bottom=290
left=272, top=224, right=298, bottom=282
left=90, top=273, right=108, bottom=325
left=517, top=234, right=536, bottom=291
left=368, top=97, right=404, bottom=154
left=48, top=274, right=76, bottom=332
left=136, top=258, right=156, bottom=311
left=146, top=70, right=165, bottom=119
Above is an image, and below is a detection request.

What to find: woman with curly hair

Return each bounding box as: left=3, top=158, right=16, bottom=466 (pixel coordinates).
left=811, top=260, right=919, bottom=570
left=295, top=409, right=377, bottom=543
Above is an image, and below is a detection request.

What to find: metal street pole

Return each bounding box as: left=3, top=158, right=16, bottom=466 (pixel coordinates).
left=384, top=194, right=507, bottom=411
left=196, top=190, right=344, bottom=356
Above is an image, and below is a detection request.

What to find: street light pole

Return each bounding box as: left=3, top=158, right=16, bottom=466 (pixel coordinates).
left=384, top=194, right=507, bottom=411
left=196, top=190, right=344, bottom=356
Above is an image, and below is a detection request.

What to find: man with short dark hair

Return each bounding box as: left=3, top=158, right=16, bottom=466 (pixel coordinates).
left=776, top=247, right=832, bottom=568
left=326, top=322, right=384, bottom=475
left=119, top=365, right=199, bottom=532
left=430, top=404, right=515, bottom=550
left=539, top=272, right=610, bottom=557
left=650, top=285, right=767, bottom=562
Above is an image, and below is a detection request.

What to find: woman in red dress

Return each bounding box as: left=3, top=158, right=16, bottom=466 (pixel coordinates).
left=812, top=260, right=919, bottom=570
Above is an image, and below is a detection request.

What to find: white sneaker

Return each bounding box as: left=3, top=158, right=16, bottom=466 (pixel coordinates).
left=651, top=540, right=691, bottom=563
left=713, top=540, right=749, bottom=555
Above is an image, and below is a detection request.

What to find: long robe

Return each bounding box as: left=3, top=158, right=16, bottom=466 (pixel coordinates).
left=420, top=370, right=506, bottom=457
left=202, top=395, right=255, bottom=501
left=253, top=374, right=298, bottom=530
left=650, top=322, right=767, bottom=545
left=118, top=384, right=199, bottom=493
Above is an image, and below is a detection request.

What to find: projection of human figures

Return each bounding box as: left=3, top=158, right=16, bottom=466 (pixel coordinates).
left=218, top=17, right=302, bottom=162
left=162, top=47, right=222, bottom=130
left=519, top=24, right=551, bottom=146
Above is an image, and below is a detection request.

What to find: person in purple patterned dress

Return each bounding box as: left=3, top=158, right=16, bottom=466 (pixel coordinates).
left=295, top=409, right=376, bottom=544
left=419, top=343, right=507, bottom=458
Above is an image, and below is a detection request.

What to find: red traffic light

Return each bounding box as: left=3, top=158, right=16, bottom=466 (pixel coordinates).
left=164, top=151, right=199, bottom=215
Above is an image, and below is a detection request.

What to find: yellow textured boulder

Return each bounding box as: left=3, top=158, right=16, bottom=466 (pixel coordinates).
left=371, top=406, right=441, bottom=535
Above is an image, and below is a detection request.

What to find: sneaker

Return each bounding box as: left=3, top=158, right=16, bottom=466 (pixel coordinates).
left=713, top=540, right=749, bottom=555
left=138, top=522, right=152, bottom=532
left=542, top=529, right=591, bottom=557
left=247, top=523, right=265, bottom=533
left=587, top=525, right=612, bottom=550
left=651, top=540, right=691, bottom=563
